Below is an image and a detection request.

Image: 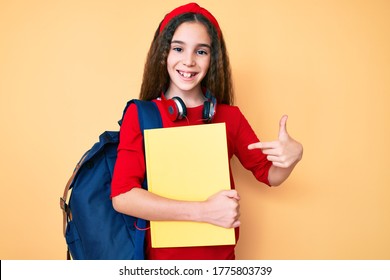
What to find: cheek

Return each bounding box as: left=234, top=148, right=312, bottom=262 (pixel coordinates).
left=166, top=51, right=177, bottom=68
left=166, top=55, right=173, bottom=69
left=166, top=56, right=177, bottom=79
left=202, top=58, right=211, bottom=73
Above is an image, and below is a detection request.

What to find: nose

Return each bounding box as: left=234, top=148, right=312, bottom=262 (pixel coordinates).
left=182, top=52, right=195, bottom=67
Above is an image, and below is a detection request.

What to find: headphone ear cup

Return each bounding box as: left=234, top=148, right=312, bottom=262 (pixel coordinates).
left=172, top=96, right=187, bottom=120
left=202, top=101, right=211, bottom=122
left=163, top=98, right=179, bottom=121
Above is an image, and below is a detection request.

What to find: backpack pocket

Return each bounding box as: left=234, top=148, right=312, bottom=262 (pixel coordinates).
left=65, top=220, right=86, bottom=260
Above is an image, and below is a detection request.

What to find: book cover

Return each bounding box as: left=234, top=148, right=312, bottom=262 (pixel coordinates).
left=144, top=123, right=235, bottom=248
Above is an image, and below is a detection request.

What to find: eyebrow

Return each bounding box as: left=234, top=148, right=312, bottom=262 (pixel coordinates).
left=171, top=40, right=211, bottom=49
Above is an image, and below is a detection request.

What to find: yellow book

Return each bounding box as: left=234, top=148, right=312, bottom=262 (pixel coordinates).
left=144, top=123, right=235, bottom=248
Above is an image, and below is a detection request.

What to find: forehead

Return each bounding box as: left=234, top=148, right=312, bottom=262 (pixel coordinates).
left=172, top=22, right=211, bottom=45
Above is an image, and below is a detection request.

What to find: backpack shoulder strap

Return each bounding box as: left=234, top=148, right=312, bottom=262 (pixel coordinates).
left=60, top=150, right=88, bottom=239
left=120, top=99, right=162, bottom=133
left=125, top=100, right=162, bottom=260
left=132, top=100, right=162, bottom=133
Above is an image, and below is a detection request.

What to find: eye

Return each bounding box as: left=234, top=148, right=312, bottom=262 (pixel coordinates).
left=197, top=50, right=208, bottom=55
left=172, top=47, right=183, bottom=52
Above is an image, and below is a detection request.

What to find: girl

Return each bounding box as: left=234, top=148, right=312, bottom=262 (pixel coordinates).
left=111, top=3, right=303, bottom=260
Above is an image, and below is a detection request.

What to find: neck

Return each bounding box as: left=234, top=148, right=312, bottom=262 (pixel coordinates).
left=165, top=87, right=206, bottom=108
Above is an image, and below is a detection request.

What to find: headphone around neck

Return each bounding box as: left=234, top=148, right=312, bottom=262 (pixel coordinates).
left=160, top=89, right=217, bottom=123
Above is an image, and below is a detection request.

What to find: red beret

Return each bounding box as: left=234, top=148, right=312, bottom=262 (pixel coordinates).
left=159, top=2, right=221, bottom=38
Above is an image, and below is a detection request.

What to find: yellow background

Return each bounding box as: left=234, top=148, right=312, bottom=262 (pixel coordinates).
left=1, top=0, right=389, bottom=259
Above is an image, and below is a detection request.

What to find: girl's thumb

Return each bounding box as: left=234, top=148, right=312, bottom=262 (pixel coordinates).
left=224, top=189, right=240, bottom=200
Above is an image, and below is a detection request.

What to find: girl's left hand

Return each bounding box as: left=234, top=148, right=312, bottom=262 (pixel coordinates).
left=248, top=115, right=303, bottom=168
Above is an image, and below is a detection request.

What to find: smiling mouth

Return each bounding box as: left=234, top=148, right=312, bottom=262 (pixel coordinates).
left=177, top=70, right=197, bottom=78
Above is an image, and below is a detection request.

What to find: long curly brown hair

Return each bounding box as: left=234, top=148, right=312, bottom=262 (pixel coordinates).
left=139, top=13, right=234, bottom=105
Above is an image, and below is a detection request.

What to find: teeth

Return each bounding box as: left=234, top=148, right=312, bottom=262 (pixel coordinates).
left=179, top=71, right=195, bottom=78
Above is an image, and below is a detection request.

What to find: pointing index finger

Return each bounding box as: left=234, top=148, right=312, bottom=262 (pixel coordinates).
left=248, top=141, right=278, bottom=150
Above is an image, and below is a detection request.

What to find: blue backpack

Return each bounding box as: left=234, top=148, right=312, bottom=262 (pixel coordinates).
left=60, top=100, right=162, bottom=260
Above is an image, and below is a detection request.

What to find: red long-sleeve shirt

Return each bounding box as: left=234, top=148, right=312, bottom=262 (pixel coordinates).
left=111, top=99, right=272, bottom=259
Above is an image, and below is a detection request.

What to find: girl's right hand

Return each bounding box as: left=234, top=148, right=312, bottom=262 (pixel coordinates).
left=200, top=190, right=241, bottom=228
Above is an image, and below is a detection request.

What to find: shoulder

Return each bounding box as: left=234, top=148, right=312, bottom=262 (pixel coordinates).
left=214, top=104, right=252, bottom=140
left=214, top=104, right=257, bottom=139
left=215, top=104, right=242, bottom=117
left=214, top=104, right=245, bottom=123
left=121, top=101, right=140, bottom=126
left=122, top=99, right=159, bottom=124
